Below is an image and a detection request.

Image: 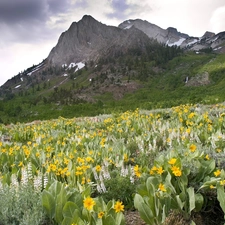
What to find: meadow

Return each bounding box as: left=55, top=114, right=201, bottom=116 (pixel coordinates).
left=1, top=104, right=225, bottom=224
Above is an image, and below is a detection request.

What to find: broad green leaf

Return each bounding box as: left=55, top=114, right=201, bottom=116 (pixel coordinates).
left=134, top=194, right=154, bottom=224
left=55, top=185, right=67, bottom=224
left=102, top=215, right=115, bottom=225
left=115, top=212, right=125, bottom=225
left=63, top=201, right=79, bottom=218
left=48, top=180, right=63, bottom=197
left=61, top=217, right=73, bottom=225
left=165, top=172, right=176, bottom=194
left=134, top=193, right=144, bottom=209
left=68, top=191, right=83, bottom=208
left=217, top=185, right=225, bottom=214
left=176, top=195, right=185, bottom=210
left=194, top=193, right=204, bottom=212
left=77, top=217, right=86, bottom=225
left=106, top=200, right=113, bottom=211
left=42, top=190, right=55, bottom=219
left=138, top=203, right=154, bottom=224
left=82, top=185, right=91, bottom=197
left=187, top=187, right=195, bottom=213
left=96, top=219, right=103, bottom=225
left=199, top=178, right=220, bottom=190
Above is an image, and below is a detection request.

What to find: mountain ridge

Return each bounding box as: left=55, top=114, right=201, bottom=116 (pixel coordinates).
left=2, top=14, right=225, bottom=90
left=47, top=15, right=152, bottom=67
left=0, top=15, right=225, bottom=124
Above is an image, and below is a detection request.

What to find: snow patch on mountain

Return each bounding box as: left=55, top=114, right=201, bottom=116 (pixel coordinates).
left=186, top=39, right=199, bottom=46
left=27, top=63, right=44, bottom=76
left=15, top=85, right=21, bottom=89
left=65, top=62, right=85, bottom=71
left=75, top=62, right=85, bottom=71
left=124, top=25, right=133, bottom=29
left=168, top=38, right=186, bottom=47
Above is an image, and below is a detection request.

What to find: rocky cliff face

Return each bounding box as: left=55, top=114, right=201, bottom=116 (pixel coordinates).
left=47, top=15, right=151, bottom=67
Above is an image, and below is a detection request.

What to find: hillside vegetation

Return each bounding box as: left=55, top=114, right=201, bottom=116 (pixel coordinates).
left=0, top=50, right=225, bottom=123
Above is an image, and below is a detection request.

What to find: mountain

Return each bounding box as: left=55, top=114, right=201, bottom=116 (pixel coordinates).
left=118, top=19, right=189, bottom=45
left=119, top=19, right=225, bottom=52
left=1, top=15, right=225, bottom=123
left=47, top=15, right=151, bottom=67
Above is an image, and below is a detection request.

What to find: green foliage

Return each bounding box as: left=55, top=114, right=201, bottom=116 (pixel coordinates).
left=42, top=180, right=125, bottom=225
left=0, top=184, right=45, bottom=225
left=100, top=171, right=136, bottom=209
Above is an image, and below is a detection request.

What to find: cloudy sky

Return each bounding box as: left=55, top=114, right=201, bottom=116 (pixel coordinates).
left=0, top=0, right=225, bottom=86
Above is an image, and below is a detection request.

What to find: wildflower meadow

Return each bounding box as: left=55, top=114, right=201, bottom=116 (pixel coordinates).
left=1, top=104, right=225, bottom=224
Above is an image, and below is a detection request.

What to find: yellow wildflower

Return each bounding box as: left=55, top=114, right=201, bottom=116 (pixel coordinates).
left=157, top=166, right=164, bottom=175
left=171, top=166, right=182, bottom=177
left=158, top=183, right=166, bottom=192
left=189, top=144, right=196, bottom=152
left=123, top=153, right=128, bottom=162
left=83, top=197, right=96, bottom=211
left=95, top=165, right=102, bottom=172
left=98, top=211, right=105, bottom=218
left=214, top=169, right=221, bottom=177
left=220, top=180, right=225, bottom=186
left=114, top=201, right=124, bottom=213
left=150, top=166, right=157, bottom=175
left=168, top=158, right=177, bottom=165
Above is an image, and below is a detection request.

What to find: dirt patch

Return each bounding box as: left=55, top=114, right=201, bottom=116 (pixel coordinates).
left=125, top=210, right=224, bottom=225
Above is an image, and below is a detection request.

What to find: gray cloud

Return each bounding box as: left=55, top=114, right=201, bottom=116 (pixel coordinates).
left=0, top=0, right=72, bottom=24
left=106, top=0, right=129, bottom=20
left=73, top=0, right=88, bottom=9
left=0, top=0, right=46, bottom=24
left=0, top=0, right=73, bottom=45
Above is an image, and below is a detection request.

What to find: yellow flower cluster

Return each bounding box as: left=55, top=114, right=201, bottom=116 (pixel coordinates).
left=150, top=166, right=164, bottom=175
left=134, top=165, right=141, bottom=177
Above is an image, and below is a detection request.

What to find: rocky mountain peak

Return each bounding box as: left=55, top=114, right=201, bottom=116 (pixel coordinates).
left=202, top=31, right=216, bottom=38
left=47, top=15, right=151, bottom=68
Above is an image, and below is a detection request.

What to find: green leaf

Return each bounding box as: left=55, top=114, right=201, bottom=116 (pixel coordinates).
left=115, top=212, right=125, bottom=225
left=102, top=215, right=115, bottom=225
left=134, top=193, right=144, bottom=209
left=68, top=191, right=83, bottom=208
left=55, top=185, right=67, bottom=224
left=194, top=193, right=204, bottom=212
left=63, top=201, right=80, bottom=218
left=42, top=190, right=55, bottom=219
left=48, top=180, right=63, bottom=197
left=82, top=185, right=91, bottom=197
left=187, top=187, right=195, bottom=213
left=217, top=185, right=225, bottom=214
left=134, top=194, right=154, bottom=224
left=138, top=203, right=154, bottom=224
left=106, top=200, right=113, bottom=211
left=175, top=195, right=185, bottom=210
left=199, top=178, right=220, bottom=190
left=61, top=217, right=73, bottom=225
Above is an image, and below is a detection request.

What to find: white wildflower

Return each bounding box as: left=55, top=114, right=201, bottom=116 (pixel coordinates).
left=21, top=167, right=29, bottom=186
left=43, top=174, right=48, bottom=188
left=100, top=181, right=106, bottom=193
